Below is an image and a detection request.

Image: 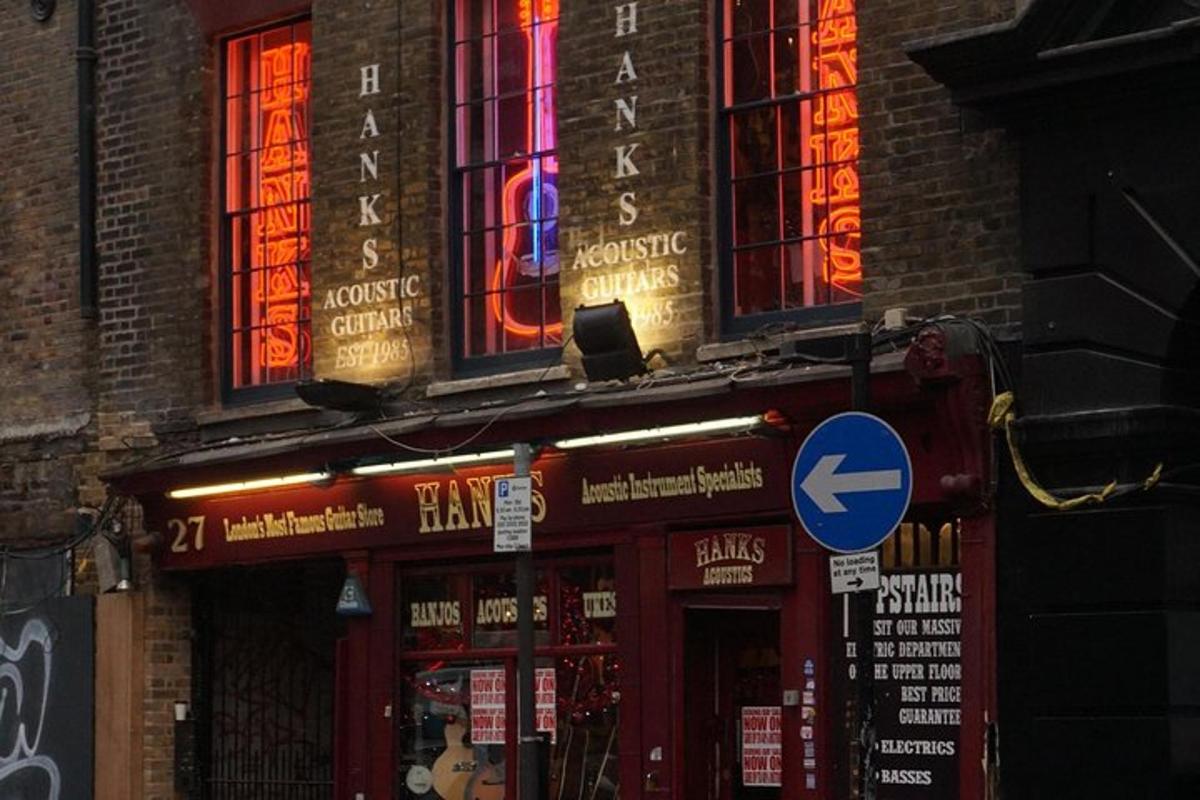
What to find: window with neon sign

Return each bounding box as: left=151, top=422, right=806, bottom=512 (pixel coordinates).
left=223, top=20, right=313, bottom=392
left=721, top=0, right=860, bottom=326
left=454, top=0, right=562, bottom=361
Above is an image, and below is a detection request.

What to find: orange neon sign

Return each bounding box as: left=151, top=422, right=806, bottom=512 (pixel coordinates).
left=488, top=0, right=562, bottom=340
left=226, top=28, right=312, bottom=388
left=811, top=0, right=861, bottom=297
left=255, top=40, right=312, bottom=371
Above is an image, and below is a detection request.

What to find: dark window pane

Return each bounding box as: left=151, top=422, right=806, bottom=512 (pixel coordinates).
left=456, top=0, right=492, bottom=42
left=495, top=28, right=530, bottom=96
left=729, top=0, right=771, bottom=37
left=728, top=33, right=771, bottom=104
left=456, top=102, right=488, bottom=166
left=778, top=99, right=814, bottom=170
left=782, top=167, right=829, bottom=243
left=734, top=246, right=782, bottom=315
left=497, top=93, right=530, bottom=158
left=729, top=105, right=777, bottom=178
left=782, top=237, right=825, bottom=308
left=774, top=30, right=799, bottom=97
left=734, top=174, right=780, bottom=247
left=455, top=39, right=488, bottom=102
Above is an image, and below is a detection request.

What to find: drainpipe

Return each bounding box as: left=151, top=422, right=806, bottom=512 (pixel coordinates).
left=77, top=0, right=97, bottom=318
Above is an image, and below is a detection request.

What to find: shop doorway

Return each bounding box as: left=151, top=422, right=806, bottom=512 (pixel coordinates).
left=684, top=609, right=782, bottom=800
left=193, top=562, right=344, bottom=799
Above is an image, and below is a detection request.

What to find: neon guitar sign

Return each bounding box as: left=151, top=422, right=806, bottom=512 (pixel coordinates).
left=489, top=0, right=563, bottom=340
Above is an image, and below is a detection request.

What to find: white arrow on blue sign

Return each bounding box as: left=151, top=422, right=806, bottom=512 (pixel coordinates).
left=791, top=411, right=912, bottom=553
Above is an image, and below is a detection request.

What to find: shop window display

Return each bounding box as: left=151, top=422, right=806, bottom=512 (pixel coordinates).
left=395, top=561, right=619, bottom=799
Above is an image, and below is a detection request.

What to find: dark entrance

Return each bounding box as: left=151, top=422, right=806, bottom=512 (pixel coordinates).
left=684, top=609, right=782, bottom=800
left=193, top=562, right=344, bottom=799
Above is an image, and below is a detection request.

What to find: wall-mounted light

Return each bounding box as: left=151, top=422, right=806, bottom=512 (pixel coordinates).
left=572, top=301, right=647, bottom=382
left=167, top=471, right=332, bottom=500
left=554, top=415, right=763, bottom=450
left=295, top=379, right=383, bottom=412
left=351, top=449, right=517, bottom=476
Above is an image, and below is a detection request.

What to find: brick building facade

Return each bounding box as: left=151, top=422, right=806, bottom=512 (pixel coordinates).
left=5, top=0, right=1197, bottom=797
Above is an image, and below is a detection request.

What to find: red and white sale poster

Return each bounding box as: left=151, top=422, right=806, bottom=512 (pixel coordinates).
left=470, top=668, right=506, bottom=744
left=535, top=667, right=557, bottom=744
left=741, top=706, right=783, bottom=787
left=470, top=668, right=558, bottom=745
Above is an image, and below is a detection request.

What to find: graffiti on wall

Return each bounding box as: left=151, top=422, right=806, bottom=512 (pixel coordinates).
left=0, top=596, right=94, bottom=800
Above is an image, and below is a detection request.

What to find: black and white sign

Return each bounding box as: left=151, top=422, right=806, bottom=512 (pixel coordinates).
left=829, top=551, right=880, bottom=594
left=871, top=568, right=962, bottom=796
left=493, top=477, right=532, bottom=552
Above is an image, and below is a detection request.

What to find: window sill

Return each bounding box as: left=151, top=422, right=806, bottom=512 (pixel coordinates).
left=426, top=365, right=573, bottom=399
left=197, top=397, right=316, bottom=426
left=695, top=322, right=866, bottom=363
left=196, top=397, right=334, bottom=443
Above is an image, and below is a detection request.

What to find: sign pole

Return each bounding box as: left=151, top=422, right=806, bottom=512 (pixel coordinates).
left=513, top=442, right=539, bottom=800
left=849, top=331, right=878, bottom=800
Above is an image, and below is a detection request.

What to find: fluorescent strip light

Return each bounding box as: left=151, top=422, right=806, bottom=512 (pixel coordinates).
left=168, top=471, right=332, bottom=500
left=554, top=415, right=763, bottom=450
left=351, top=448, right=517, bottom=476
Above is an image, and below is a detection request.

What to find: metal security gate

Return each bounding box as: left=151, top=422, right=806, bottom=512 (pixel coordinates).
left=194, top=562, right=344, bottom=800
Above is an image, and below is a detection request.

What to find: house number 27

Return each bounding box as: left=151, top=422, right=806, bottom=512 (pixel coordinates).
left=168, top=516, right=206, bottom=553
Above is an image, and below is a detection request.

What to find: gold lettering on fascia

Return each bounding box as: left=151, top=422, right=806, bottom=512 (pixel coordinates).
left=580, top=460, right=764, bottom=505
left=693, top=532, right=767, bottom=587
left=414, top=472, right=547, bottom=534
left=222, top=504, right=386, bottom=543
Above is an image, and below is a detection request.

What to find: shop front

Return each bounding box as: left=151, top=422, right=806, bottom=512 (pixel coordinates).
left=122, top=345, right=994, bottom=800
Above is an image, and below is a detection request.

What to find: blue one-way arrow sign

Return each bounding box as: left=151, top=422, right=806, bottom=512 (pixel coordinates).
left=791, top=412, right=912, bottom=553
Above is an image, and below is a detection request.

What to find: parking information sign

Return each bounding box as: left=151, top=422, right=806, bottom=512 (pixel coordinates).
left=792, top=412, right=912, bottom=553
left=493, top=476, right=532, bottom=552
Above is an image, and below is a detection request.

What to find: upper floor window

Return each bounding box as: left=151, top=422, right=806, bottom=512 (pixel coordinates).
left=720, top=0, right=860, bottom=332
left=453, top=0, right=562, bottom=367
left=223, top=19, right=313, bottom=397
